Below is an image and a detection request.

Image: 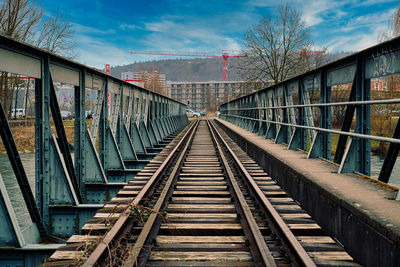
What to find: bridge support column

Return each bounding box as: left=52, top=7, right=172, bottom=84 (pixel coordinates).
left=266, top=91, right=277, bottom=140
left=339, top=57, right=371, bottom=175
left=276, top=85, right=290, bottom=144
left=256, top=91, right=267, bottom=136
left=308, top=70, right=332, bottom=159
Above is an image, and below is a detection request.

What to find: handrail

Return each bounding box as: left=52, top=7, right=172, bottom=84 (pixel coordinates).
left=224, top=114, right=400, bottom=144
left=223, top=98, right=400, bottom=110
left=220, top=35, right=400, bottom=105
left=219, top=35, right=400, bottom=184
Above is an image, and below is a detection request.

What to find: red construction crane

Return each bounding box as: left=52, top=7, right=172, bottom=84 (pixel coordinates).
left=129, top=50, right=247, bottom=81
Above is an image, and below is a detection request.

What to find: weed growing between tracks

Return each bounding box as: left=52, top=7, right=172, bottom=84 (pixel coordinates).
left=108, top=204, right=169, bottom=265
left=72, top=203, right=169, bottom=266
left=128, top=203, right=168, bottom=223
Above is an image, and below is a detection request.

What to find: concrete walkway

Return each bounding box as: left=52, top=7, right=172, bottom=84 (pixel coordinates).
left=216, top=118, right=400, bottom=266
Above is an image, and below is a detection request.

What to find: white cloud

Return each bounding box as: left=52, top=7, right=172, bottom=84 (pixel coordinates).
left=356, top=0, right=395, bottom=7
left=74, top=35, right=131, bottom=68
left=119, top=23, right=140, bottom=31
left=246, top=0, right=275, bottom=7
left=317, top=6, right=397, bottom=52
left=69, top=0, right=400, bottom=68
left=141, top=18, right=242, bottom=53
left=299, top=0, right=348, bottom=26
left=74, top=23, right=116, bottom=35
left=334, top=8, right=395, bottom=33
left=324, top=22, right=388, bottom=52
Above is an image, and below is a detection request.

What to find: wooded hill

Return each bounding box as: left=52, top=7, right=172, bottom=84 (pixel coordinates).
left=110, top=52, right=353, bottom=82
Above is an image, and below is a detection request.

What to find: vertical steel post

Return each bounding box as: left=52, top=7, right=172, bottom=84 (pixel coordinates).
left=299, top=80, right=307, bottom=150
left=152, top=94, right=162, bottom=141
left=257, top=91, right=267, bottom=136
left=339, top=57, right=371, bottom=175
left=91, top=81, right=105, bottom=145
left=266, top=91, right=276, bottom=140
left=334, top=74, right=357, bottom=164
left=75, top=69, right=86, bottom=199
left=35, top=77, right=43, bottom=217
left=355, top=58, right=371, bottom=175
left=310, top=71, right=332, bottom=159
left=36, top=55, right=51, bottom=230
left=276, top=85, right=289, bottom=144
left=117, top=84, right=124, bottom=147
left=321, top=70, right=332, bottom=159
left=99, top=77, right=108, bottom=168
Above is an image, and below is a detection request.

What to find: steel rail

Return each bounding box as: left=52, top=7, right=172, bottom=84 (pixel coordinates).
left=223, top=114, right=400, bottom=144
left=210, top=120, right=317, bottom=267
left=223, top=98, right=400, bottom=110
left=82, top=121, right=198, bottom=266
left=122, top=120, right=200, bottom=266
left=207, top=120, right=277, bottom=267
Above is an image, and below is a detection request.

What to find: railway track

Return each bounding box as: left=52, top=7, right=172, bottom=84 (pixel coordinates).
left=46, top=120, right=358, bottom=266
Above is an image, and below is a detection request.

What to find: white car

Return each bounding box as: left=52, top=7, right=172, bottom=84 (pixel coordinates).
left=10, top=108, right=25, bottom=118
left=186, top=109, right=200, bottom=118
left=61, top=110, right=73, bottom=120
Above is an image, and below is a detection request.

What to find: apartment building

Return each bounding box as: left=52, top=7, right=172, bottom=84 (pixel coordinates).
left=166, top=81, right=254, bottom=111
left=122, top=71, right=166, bottom=94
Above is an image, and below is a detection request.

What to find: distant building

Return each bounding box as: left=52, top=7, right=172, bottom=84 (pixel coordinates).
left=121, top=71, right=166, bottom=95
left=121, top=71, right=145, bottom=87
left=332, top=77, right=400, bottom=93
left=166, top=81, right=259, bottom=111
left=370, top=77, right=400, bottom=92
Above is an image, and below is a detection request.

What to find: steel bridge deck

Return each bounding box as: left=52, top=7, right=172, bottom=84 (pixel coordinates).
left=45, top=119, right=358, bottom=266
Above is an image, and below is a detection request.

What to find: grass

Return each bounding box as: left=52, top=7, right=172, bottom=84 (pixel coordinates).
left=330, top=129, right=391, bottom=157
left=0, top=120, right=82, bottom=153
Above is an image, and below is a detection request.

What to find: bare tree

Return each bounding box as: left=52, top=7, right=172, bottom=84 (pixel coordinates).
left=0, top=1, right=76, bottom=118
left=301, top=46, right=332, bottom=73
left=378, top=2, right=400, bottom=42
left=0, top=0, right=42, bottom=42
left=0, top=0, right=42, bottom=115
left=36, top=9, right=77, bottom=58
left=236, top=3, right=312, bottom=86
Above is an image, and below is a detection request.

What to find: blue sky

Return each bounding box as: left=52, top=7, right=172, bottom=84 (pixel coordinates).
left=40, top=0, right=399, bottom=69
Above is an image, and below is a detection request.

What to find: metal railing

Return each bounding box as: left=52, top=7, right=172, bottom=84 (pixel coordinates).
left=220, top=35, right=400, bottom=185
left=0, top=32, right=188, bottom=262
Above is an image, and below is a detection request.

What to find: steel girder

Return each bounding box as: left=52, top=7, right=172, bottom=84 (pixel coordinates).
left=0, top=34, right=188, bottom=265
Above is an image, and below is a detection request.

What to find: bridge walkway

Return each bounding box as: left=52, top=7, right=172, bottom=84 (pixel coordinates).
left=215, top=118, right=400, bottom=266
